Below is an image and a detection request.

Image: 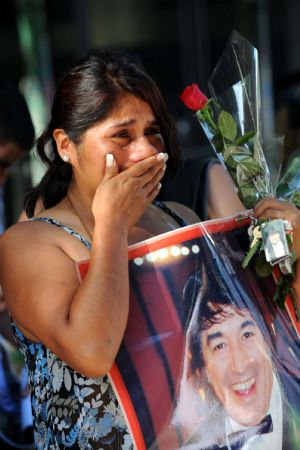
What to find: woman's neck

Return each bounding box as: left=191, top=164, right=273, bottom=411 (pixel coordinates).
left=65, top=187, right=94, bottom=242
left=59, top=190, right=182, bottom=246
left=128, top=203, right=181, bottom=245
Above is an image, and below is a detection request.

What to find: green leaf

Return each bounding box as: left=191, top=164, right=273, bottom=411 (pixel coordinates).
left=211, top=133, right=224, bottom=153
left=206, top=105, right=215, bottom=122
left=197, top=104, right=218, bottom=133
left=289, top=191, right=300, bottom=208
left=218, top=111, right=237, bottom=142
left=254, top=251, right=273, bottom=278
left=242, top=240, right=261, bottom=268
left=228, top=167, right=238, bottom=185
left=223, top=145, right=252, bottom=169
left=273, top=274, right=293, bottom=309
left=245, top=136, right=256, bottom=154
left=237, top=185, right=259, bottom=209
left=236, top=130, right=256, bottom=145
left=275, top=181, right=289, bottom=198
left=238, top=156, right=263, bottom=178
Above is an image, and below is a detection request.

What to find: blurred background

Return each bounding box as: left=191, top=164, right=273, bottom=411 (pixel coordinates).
left=1, top=0, right=300, bottom=220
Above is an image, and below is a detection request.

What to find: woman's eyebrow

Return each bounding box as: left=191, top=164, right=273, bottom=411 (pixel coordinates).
left=108, top=119, right=136, bottom=128
left=108, top=119, right=159, bottom=129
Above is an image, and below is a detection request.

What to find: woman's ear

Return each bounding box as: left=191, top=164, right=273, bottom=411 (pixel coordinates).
left=53, top=129, right=74, bottom=163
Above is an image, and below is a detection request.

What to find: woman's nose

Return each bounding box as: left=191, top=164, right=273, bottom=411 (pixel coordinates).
left=127, top=136, right=158, bottom=162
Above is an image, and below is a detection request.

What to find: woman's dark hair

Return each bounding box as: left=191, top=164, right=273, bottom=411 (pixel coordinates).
left=24, top=51, right=180, bottom=217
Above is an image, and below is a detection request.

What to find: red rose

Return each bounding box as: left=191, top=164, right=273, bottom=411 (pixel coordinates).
left=180, top=83, right=208, bottom=111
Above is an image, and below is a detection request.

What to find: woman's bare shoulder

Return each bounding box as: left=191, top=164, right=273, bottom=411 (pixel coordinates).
left=1, top=220, right=41, bottom=245
left=0, top=221, right=59, bottom=272
left=1, top=218, right=55, bottom=245
left=0, top=215, right=89, bottom=262
left=163, top=201, right=200, bottom=225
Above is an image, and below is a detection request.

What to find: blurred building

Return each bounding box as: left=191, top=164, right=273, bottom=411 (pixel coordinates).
left=1, top=0, right=300, bottom=218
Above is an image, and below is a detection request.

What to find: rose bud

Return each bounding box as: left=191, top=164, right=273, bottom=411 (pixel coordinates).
left=180, top=83, right=208, bottom=111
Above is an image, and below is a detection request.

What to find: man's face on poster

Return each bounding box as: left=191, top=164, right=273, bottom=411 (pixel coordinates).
left=201, top=305, right=273, bottom=427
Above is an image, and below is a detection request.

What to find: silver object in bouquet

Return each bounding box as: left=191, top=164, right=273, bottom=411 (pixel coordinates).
left=261, top=219, right=292, bottom=273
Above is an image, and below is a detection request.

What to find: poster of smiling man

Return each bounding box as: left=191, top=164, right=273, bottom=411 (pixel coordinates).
left=78, top=215, right=300, bottom=450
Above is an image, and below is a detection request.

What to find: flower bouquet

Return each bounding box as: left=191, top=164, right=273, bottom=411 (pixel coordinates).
left=180, top=30, right=300, bottom=316
left=276, top=150, right=300, bottom=207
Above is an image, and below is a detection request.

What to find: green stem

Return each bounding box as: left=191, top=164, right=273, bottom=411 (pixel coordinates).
left=197, top=106, right=218, bottom=133
left=242, top=240, right=261, bottom=268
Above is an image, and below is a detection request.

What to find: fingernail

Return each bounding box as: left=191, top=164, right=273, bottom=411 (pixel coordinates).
left=163, top=164, right=167, bottom=171
left=163, top=153, right=169, bottom=162
left=157, top=153, right=164, bottom=161
left=158, top=182, right=162, bottom=190
left=106, top=153, right=114, bottom=167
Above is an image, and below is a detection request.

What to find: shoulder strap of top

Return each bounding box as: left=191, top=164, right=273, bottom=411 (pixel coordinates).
left=31, top=204, right=185, bottom=249
left=30, top=217, right=92, bottom=250
left=154, top=201, right=187, bottom=227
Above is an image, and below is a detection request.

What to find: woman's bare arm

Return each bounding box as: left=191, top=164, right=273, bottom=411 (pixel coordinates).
left=0, top=153, right=165, bottom=378
left=207, top=163, right=245, bottom=219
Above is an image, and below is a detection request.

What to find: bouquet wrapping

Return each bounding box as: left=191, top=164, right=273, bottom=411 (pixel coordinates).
left=276, top=150, right=300, bottom=207
left=180, top=30, right=300, bottom=314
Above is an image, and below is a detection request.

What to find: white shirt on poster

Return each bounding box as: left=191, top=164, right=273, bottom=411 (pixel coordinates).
left=225, top=374, right=283, bottom=450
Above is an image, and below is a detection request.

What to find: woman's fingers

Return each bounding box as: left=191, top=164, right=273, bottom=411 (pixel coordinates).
left=143, top=163, right=166, bottom=192
left=253, top=198, right=300, bottom=258
left=147, top=182, right=162, bottom=203
left=92, top=152, right=168, bottom=229
left=118, top=153, right=166, bottom=201
left=255, top=206, right=295, bottom=220
left=254, top=197, right=288, bottom=217
left=125, top=152, right=168, bottom=181
left=254, top=198, right=298, bottom=222
left=102, top=153, right=119, bottom=180
left=254, top=197, right=298, bottom=224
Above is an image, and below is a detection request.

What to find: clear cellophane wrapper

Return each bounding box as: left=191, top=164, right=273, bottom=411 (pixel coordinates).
left=78, top=217, right=300, bottom=449
left=198, top=30, right=282, bottom=209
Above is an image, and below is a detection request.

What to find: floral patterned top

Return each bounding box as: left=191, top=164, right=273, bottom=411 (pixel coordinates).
left=12, top=218, right=133, bottom=450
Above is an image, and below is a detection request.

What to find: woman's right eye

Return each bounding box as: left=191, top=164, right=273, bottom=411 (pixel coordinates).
left=113, top=130, right=130, bottom=139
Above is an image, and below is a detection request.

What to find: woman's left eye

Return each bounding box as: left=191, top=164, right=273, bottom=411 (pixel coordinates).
left=113, top=130, right=130, bottom=139
left=145, top=127, right=161, bottom=136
